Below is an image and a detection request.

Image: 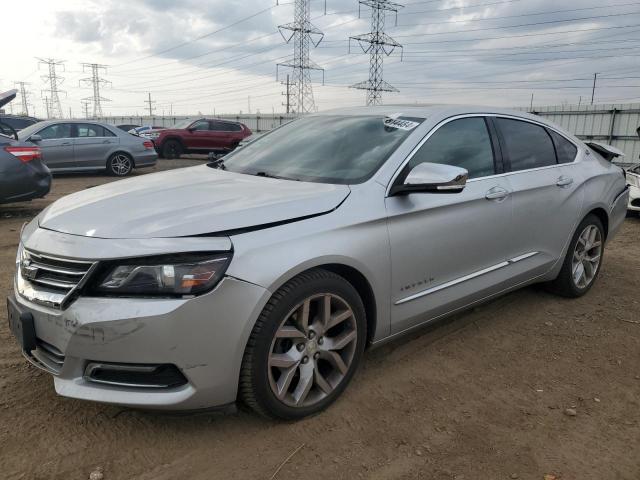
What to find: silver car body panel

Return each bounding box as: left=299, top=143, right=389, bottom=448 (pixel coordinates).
left=12, top=105, right=629, bottom=409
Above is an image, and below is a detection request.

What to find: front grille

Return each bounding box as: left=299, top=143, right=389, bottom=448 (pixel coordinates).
left=18, top=249, right=96, bottom=309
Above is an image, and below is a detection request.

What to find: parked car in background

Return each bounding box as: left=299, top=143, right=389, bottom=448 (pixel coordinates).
left=129, top=125, right=164, bottom=137
left=17, top=120, right=158, bottom=176
left=7, top=106, right=628, bottom=419
left=0, top=133, right=51, bottom=204
left=116, top=124, right=141, bottom=132
left=0, top=90, right=40, bottom=137
left=627, top=163, right=640, bottom=212
left=148, top=118, right=251, bottom=158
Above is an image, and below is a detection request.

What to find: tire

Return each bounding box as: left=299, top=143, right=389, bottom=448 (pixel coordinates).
left=162, top=140, right=182, bottom=159
left=547, top=214, right=605, bottom=298
left=239, top=268, right=367, bottom=420
left=107, top=152, right=133, bottom=177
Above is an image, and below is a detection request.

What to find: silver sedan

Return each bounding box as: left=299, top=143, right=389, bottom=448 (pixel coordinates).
left=8, top=106, right=629, bottom=419
left=17, top=120, right=157, bottom=176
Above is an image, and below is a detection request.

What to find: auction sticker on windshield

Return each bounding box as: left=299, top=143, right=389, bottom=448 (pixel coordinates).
left=383, top=114, right=422, bottom=131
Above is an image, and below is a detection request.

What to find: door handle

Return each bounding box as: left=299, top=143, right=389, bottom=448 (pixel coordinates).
left=102, top=140, right=113, bottom=144
left=556, top=176, right=574, bottom=187
left=485, top=187, right=510, bottom=201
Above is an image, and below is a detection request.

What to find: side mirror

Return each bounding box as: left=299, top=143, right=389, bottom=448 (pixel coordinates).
left=390, top=163, right=468, bottom=196
left=29, top=134, right=42, bottom=143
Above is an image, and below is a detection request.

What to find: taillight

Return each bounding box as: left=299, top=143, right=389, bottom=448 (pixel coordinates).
left=4, top=146, right=42, bottom=163
left=143, top=141, right=154, bottom=149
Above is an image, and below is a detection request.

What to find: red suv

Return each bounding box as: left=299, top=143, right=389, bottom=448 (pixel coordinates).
left=149, top=118, right=252, bottom=159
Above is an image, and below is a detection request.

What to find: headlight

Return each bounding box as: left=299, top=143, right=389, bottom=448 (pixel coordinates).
left=147, top=132, right=160, bottom=139
left=91, top=253, right=231, bottom=297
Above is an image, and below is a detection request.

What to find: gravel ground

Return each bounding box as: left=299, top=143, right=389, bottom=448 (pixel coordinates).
left=0, top=159, right=639, bottom=480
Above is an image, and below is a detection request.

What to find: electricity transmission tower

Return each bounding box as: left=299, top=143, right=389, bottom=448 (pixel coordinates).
left=81, top=99, right=91, bottom=119
left=38, top=58, right=66, bottom=118
left=349, top=0, right=404, bottom=105
left=277, top=0, right=324, bottom=114
left=14, top=82, right=32, bottom=116
left=79, top=63, right=111, bottom=118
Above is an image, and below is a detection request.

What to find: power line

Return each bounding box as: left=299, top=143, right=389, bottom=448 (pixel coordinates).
left=79, top=63, right=111, bottom=118
left=350, top=0, right=404, bottom=105
left=38, top=58, right=65, bottom=119
left=277, top=0, right=325, bottom=113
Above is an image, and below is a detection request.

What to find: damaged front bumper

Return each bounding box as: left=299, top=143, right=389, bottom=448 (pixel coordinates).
left=9, top=225, right=271, bottom=410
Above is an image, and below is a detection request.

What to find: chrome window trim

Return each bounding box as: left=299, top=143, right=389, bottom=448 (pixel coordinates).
left=394, top=251, right=538, bottom=305
left=385, top=113, right=580, bottom=196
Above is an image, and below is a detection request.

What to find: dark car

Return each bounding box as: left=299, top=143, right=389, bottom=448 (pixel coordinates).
left=0, top=90, right=39, bottom=136
left=147, top=118, right=251, bottom=159
left=0, top=133, right=51, bottom=204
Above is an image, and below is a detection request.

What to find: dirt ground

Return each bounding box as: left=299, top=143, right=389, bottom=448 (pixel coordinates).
left=0, top=159, right=639, bottom=480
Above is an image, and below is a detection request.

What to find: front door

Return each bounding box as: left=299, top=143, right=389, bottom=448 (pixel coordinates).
left=183, top=120, right=211, bottom=150
left=386, top=116, right=514, bottom=335
left=33, top=123, right=75, bottom=169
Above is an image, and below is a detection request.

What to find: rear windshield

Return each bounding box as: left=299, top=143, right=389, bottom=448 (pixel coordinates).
left=221, top=115, right=424, bottom=184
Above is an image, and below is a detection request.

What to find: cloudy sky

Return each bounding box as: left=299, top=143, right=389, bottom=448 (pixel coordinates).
left=2, top=0, right=640, bottom=117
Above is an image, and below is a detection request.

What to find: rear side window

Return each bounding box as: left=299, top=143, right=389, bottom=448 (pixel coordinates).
left=496, top=118, right=556, bottom=172
left=210, top=121, right=242, bottom=132
left=76, top=124, right=115, bottom=137
left=406, top=117, right=496, bottom=179
left=549, top=130, right=577, bottom=164
left=39, top=123, right=73, bottom=139
left=2, top=118, right=35, bottom=130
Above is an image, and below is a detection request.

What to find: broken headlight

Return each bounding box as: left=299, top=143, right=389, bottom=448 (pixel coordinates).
left=92, top=253, right=231, bottom=297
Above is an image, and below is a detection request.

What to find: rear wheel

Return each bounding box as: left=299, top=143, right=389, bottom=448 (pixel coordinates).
left=107, top=153, right=133, bottom=177
left=162, top=140, right=182, bottom=159
left=548, top=214, right=604, bottom=297
left=239, top=269, right=366, bottom=420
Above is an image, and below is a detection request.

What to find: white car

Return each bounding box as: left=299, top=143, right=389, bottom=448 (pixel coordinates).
left=627, top=163, right=640, bottom=212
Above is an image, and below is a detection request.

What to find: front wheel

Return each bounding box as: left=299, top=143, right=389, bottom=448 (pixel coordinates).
left=547, top=214, right=605, bottom=297
left=162, top=140, right=182, bottom=159
left=239, top=269, right=366, bottom=420
left=107, top=153, right=133, bottom=177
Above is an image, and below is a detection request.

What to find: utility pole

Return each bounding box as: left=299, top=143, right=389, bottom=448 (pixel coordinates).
left=277, top=0, right=325, bottom=114
left=14, top=81, right=31, bottom=116
left=591, top=73, right=598, bottom=105
left=145, top=92, right=156, bottom=117
left=248, top=95, right=251, bottom=114
left=530, top=92, right=534, bottom=111
left=349, top=0, right=404, bottom=106
left=79, top=63, right=111, bottom=118
left=44, top=96, right=50, bottom=119
left=38, top=58, right=65, bottom=118
left=281, top=74, right=293, bottom=114
left=81, top=99, right=91, bottom=119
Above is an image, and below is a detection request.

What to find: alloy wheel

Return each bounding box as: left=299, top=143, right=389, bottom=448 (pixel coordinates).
left=571, top=224, right=602, bottom=289
left=268, top=293, right=358, bottom=408
left=112, top=154, right=132, bottom=176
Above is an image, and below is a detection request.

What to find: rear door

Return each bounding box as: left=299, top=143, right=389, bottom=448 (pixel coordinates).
left=492, top=116, right=583, bottom=280
left=208, top=121, right=241, bottom=151
left=386, top=116, right=514, bottom=334
left=33, top=123, right=75, bottom=169
left=73, top=123, right=119, bottom=168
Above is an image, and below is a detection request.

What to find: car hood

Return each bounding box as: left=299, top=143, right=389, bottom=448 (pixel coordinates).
left=37, top=165, right=350, bottom=239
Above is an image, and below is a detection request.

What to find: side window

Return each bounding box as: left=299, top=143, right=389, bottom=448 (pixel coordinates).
left=38, top=123, right=73, bottom=140
left=190, top=120, right=209, bottom=131
left=496, top=118, right=556, bottom=171
left=549, top=130, right=577, bottom=164
left=76, top=123, right=111, bottom=138
left=405, top=117, right=496, bottom=179
left=210, top=121, right=242, bottom=132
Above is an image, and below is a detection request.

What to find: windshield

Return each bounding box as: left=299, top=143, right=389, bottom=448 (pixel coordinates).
left=171, top=119, right=196, bottom=129
left=222, top=115, right=423, bottom=184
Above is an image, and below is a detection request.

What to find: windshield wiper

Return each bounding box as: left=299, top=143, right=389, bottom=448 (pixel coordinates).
left=207, top=156, right=226, bottom=170
left=254, top=171, right=299, bottom=181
